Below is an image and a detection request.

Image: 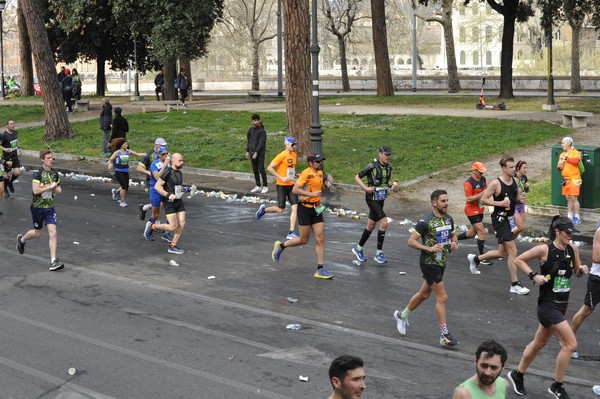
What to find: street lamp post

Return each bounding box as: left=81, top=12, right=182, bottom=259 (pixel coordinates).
left=277, top=0, right=283, bottom=97
left=0, top=0, right=6, bottom=99
left=133, top=33, right=140, bottom=98
left=309, top=0, right=323, bottom=155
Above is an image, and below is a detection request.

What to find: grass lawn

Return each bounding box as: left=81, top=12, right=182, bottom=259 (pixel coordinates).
left=18, top=109, right=566, bottom=185
left=0, top=104, right=46, bottom=123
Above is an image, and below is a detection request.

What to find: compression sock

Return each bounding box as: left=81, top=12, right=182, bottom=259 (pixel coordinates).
left=477, top=239, right=485, bottom=254
left=376, top=230, right=386, bottom=251
left=457, top=232, right=468, bottom=240
left=439, top=323, right=449, bottom=336
left=358, top=229, right=372, bottom=247
left=400, top=308, right=411, bottom=320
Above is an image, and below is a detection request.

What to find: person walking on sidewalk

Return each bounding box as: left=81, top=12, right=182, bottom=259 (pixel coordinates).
left=271, top=154, right=334, bottom=279
left=507, top=216, right=588, bottom=399
left=513, top=160, right=529, bottom=237
left=351, top=146, right=399, bottom=265
left=1, top=119, right=23, bottom=197
left=453, top=340, right=508, bottom=399
left=255, top=136, right=299, bottom=239
left=457, top=162, right=491, bottom=264
left=144, top=153, right=193, bottom=254
left=246, top=114, right=268, bottom=194
left=569, top=222, right=600, bottom=360
left=393, top=189, right=460, bottom=347
left=467, top=157, right=529, bottom=295
left=107, top=138, right=145, bottom=208
left=99, top=98, right=113, bottom=156
left=557, top=137, right=582, bottom=225
left=16, top=150, right=64, bottom=271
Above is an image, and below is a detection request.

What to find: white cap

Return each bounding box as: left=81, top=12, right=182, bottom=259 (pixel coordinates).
left=155, top=138, right=167, bottom=146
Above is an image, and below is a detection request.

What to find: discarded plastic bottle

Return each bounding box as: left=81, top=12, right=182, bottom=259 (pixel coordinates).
left=352, top=260, right=362, bottom=266
left=286, top=323, right=301, bottom=330
left=593, top=385, right=600, bottom=396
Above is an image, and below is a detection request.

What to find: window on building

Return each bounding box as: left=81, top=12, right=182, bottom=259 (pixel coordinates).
left=472, top=27, right=479, bottom=42
left=459, top=4, right=465, bottom=15
left=485, top=26, right=493, bottom=42
left=472, top=2, right=479, bottom=15
left=398, top=59, right=404, bottom=65
left=473, top=51, right=479, bottom=65
left=486, top=4, right=492, bottom=14
left=486, top=51, right=492, bottom=65
left=459, top=27, right=466, bottom=43
left=407, top=58, right=412, bottom=65
left=460, top=51, right=466, bottom=65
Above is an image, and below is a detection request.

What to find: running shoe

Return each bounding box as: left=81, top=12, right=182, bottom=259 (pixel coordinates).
left=352, top=245, right=367, bottom=262
left=572, top=216, right=581, bottom=225
left=479, top=259, right=493, bottom=266
left=373, top=252, right=387, bottom=264
left=548, top=383, right=570, bottom=399
left=138, top=204, right=146, bottom=220
left=119, top=201, right=128, bottom=208
left=49, top=259, right=64, bottom=271
left=143, top=221, right=154, bottom=241
left=507, top=370, right=526, bottom=396
left=510, top=284, right=530, bottom=295
left=314, top=269, right=334, bottom=279
left=250, top=185, right=261, bottom=193
left=3, top=190, right=9, bottom=197
left=286, top=231, right=299, bottom=240
left=393, top=310, right=408, bottom=336
left=467, top=254, right=478, bottom=274
left=440, top=333, right=459, bottom=347
left=168, top=246, right=185, bottom=255
left=255, top=204, right=266, bottom=220
left=272, top=240, right=283, bottom=263
left=16, top=234, right=25, bottom=254
left=111, top=188, right=118, bottom=200
left=161, top=231, right=173, bottom=243
left=261, top=186, right=269, bottom=194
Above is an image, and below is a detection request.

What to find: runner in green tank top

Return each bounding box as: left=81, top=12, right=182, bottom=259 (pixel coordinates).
left=453, top=340, right=508, bottom=399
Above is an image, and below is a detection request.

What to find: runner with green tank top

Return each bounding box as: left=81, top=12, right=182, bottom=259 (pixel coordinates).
left=453, top=340, right=508, bottom=399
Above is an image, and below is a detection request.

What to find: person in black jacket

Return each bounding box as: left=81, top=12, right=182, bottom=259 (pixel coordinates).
left=245, top=113, right=268, bottom=193
left=109, top=107, right=129, bottom=151
left=99, top=98, right=113, bottom=156
left=61, top=68, right=73, bottom=114
left=154, top=68, right=164, bottom=101
left=176, top=68, right=189, bottom=108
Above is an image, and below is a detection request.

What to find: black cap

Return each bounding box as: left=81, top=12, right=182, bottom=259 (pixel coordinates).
left=251, top=113, right=260, bottom=121
left=557, top=221, right=579, bottom=234
left=307, top=154, right=326, bottom=163
left=379, top=146, right=392, bottom=155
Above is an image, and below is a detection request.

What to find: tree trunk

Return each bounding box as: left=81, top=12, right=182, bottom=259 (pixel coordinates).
left=180, top=57, right=192, bottom=99
left=251, top=41, right=260, bottom=91
left=20, top=0, right=73, bottom=140
left=337, top=35, right=350, bottom=92
left=17, top=6, right=34, bottom=96
left=441, top=0, right=460, bottom=92
left=570, top=22, right=581, bottom=93
left=96, top=57, right=106, bottom=96
left=282, top=0, right=312, bottom=155
left=498, top=15, right=515, bottom=99
left=370, top=0, right=394, bottom=96
left=164, top=61, right=177, bottom=100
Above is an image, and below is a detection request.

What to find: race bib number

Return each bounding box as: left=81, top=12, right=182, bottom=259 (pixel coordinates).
left=286, top=167, right=296, bottom=181
left=41, top=189, right=52, bottom=199
left=119, top=155, right=130, bottom=165
left=572, top=178, right=582, bottom=186
left=10, top=139, right=18, bottom=151
left=373, top=187, right=389, bottom=201
left=435, top=225, right=451, bottom=245
left=508, top=215, right=518, bottom=232
left=552, top=275, right=571, bottom=293
left=174, top=185, right=183, bottom=199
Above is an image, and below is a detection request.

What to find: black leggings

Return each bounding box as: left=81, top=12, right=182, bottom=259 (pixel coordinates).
left=251, top=153, right=268, bottom=187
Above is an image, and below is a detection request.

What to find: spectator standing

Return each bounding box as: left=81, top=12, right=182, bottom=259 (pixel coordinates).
left=99, top=98, right=113, bottom=156
left=176, top=67, right=189, bottom=109
left=57, top=66, right=65, bottom=82
left=154, top=68, right=165, bottom=101
left=246, top=113, right=268, bottom=194
left=557, top=137, right=582, bottom=225
left=71, top=68, right=82, bottom=101
left=109, top=107, right=129, bottom=150
left=61, top=68, right=73, bottom=114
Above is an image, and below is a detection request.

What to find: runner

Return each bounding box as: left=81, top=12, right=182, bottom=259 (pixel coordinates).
left=393, top=189, right=460, bottom=347
left=351, top=146, right=399, bottom=264
left=453, top=340, right=508, bottom=399
left=142, top=146, right=173, bottom=243
left=271, top=154, right=334, bottom=279
left=467, top=157, right=529, bottom=295
left=107, top=138, right=145, bottom=208
left=457, top=162, right=491, bottom=265
left=0, top=119, right=23, bottom=197
left=16, top=150, right=64, bottom=271
left=507, top=216, right=588, bottom=398
left=144, top=153, right=193, bottom=254
left=136, top=137, right=168, bottom=220
left=513, top=160, right=529, bottom=237
left=255, top=136, right=299, bottom=239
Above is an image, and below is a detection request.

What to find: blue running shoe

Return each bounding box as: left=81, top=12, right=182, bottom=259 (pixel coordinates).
left=440, top=333, right=459, bottom=347
left=373, top=252, right=387, bottom=264
left=352, top=245, right=367, bottom=262
left=272, top=240, right=283, bottom=263
left=286, top=231, right=299, bottom=240
left=573, top=216, right=581, bottom=225
left=143, top=221, right=154, bottom=241
left=111, top=188, right=119, bottom=201
left=168, top=245, right=185, bottom=255
left=161, top=231, right=173, bottom=243
left=256, top=204, right=266, bottom=220
left=314, top=269, right=334, bottom=279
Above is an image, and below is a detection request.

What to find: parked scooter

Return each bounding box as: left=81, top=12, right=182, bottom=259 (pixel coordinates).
left=476, top=77, right=506, bottom=110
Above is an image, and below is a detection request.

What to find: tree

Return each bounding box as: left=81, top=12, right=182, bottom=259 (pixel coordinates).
left=562, top=0, right=593, bottom=93
left=17, top=6, right=35, bottom=96
left=321, top=0, right=364, bottom=92
left=475, top=0, right=534, bottom=98
left=282, top=0, right=312, bottom=154
left=19, top=0, right=74, bottom=140
left=417, top=0, right=461, bottom=92
left=370, top=0, right=394, bottom=96
left=220, top=0, right=277, bottom=91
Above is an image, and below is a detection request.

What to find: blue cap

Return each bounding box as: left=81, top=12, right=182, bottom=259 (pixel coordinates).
left=284, top=137, right=296, bottom=145
left=157, top=146, right=168, bottom=155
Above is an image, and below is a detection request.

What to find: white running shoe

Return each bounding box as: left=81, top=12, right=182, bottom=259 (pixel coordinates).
left=467, top=254, right=478, bottom=274
left=261, top=186, right=269, bottom=194
left=393, top=310, right=408, bottom=336
left=250, top=186, right=261, bottom=193
left=510, top=284, right=530, bottom=295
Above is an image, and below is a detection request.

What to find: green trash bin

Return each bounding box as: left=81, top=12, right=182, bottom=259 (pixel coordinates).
left=551, top=144, right=600, bottom=209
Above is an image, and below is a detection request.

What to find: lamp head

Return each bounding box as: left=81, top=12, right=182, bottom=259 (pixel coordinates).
left=0, top=0, right=6, bottom=12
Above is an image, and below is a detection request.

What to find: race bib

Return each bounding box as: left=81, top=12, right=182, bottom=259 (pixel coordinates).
left=435, top=225, right=451, bottom=245
left=552, top=275, right=571, bottom=293
left=174, top=185, right=183, bottom=199
left=373, top=187, right=389, bottom=201
left=286, top=167, right=296, bottom=181
left=508, top=215, right=518, bottom=232
left=572, top=178, right=582, bottom=186
left=119, top=155, right=130, bottom=165
left=10, top=139, right=18, bottom=151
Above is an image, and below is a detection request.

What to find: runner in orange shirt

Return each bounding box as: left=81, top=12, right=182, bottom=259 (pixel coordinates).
left=271, top=154, right=334, bottom=279
left=255, top=137, right=299, bottom=239
left=557, top=137, right=582, bottom=225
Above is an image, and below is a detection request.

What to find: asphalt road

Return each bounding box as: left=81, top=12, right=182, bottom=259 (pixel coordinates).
left=0, top=174, right=598, bottom=398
